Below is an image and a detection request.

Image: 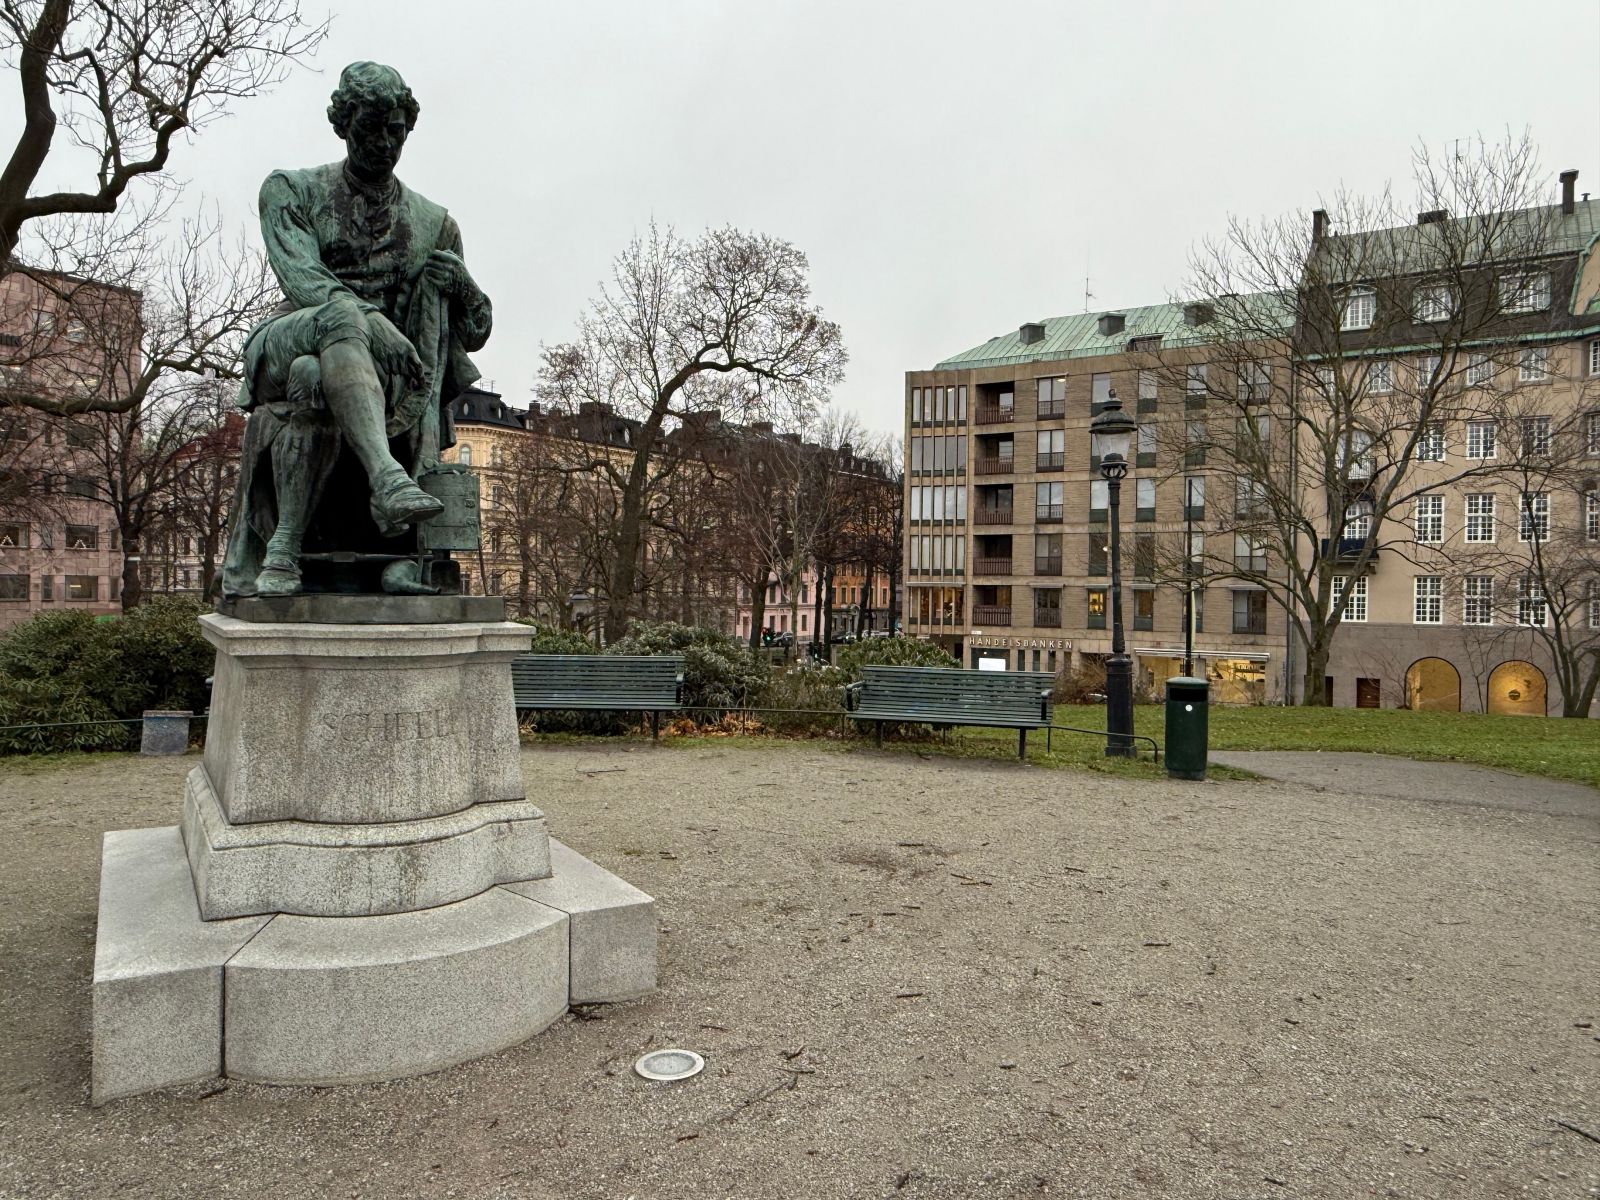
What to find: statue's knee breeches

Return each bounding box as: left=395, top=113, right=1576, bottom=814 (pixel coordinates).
left=310, top=295, right=370, bottom=351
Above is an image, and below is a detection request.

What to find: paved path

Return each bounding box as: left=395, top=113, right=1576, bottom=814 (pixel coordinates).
left=1210, top=749, right=1600, bottom=819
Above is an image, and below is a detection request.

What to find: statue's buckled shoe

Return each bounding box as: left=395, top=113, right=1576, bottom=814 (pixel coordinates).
left=255, top=559, right=302, bottom=597
left=370, top=475, right=443, bottom=536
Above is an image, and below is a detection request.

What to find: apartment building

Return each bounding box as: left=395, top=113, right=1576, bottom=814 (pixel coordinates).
left=0, top=268, right=139, bottom=630
left=904, top=304, right=1286, bottom=704
left=905, top=170, right=1600, bottom=713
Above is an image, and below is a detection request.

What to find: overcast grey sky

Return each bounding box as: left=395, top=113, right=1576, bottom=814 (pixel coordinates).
left=21, top=0, right=1600, bottom=433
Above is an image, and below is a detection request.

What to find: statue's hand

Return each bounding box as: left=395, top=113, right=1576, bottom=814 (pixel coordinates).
left=425, top=249, right=474, bottom=301
left=366, top=311, right=423, bottom=386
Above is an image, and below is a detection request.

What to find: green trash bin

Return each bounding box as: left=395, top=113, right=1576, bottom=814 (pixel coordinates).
left=1164, top=676, right=1209, bottom=780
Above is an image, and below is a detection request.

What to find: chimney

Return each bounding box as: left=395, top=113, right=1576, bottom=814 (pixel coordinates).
left=1311, top=209, right=1329, bottom=244
left=1417, top=209, right=1448, bottom=225
left=1018, top=321, right=1046, bottom=345
left=1096, top=312, right=1126, bottom=337
left=1560, top=169, right=1578, bottom=215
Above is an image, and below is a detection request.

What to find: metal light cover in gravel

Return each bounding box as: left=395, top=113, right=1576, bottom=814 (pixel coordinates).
left=634, top=1049, right=705, bottom=1081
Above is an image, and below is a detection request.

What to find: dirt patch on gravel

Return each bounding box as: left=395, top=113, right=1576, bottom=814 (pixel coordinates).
left=1, top=742, right=1597, bottom=1199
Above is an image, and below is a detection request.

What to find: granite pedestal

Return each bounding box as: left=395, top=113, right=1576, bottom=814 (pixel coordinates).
left=91, top=599, right=657, bottom=1104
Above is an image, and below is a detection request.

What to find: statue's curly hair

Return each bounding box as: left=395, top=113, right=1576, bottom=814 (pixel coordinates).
left=326, top=61, right=419, bottom=138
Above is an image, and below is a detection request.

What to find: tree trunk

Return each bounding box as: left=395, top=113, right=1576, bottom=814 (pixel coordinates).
left=120, top=529, right=143, bottom=612
left=1299, top=639, right=1331, bottom=706
left=747, top=585, right=767, bottom=650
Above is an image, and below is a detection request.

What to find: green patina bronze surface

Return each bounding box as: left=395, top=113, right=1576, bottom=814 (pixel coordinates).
left=221, top=61, right=492, bottom=599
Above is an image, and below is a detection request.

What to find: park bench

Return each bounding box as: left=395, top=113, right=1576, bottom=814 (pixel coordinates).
left=510, top=654, right=684, bottom=739
left=844, top=665, right=1055, bottom=759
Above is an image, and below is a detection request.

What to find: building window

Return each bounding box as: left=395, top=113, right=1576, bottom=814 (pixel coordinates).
left=1518, top=492, right=1550, bottom=542
left=1237, top=363, right=1271, bottom=402
left=1086, top=588, right=1107, bottom=630
left=1520, top=416, right=1551, bottom=456
left=0, top=574, right=26, bottom=600
left=0, top=523, right=23, bottom=548
left=1089, top=479, right=1108, bottom=521
left=1367, top=359, right=1394, bottom=394
left=1233, top=534, right=1266, bottom=572
left=1465, top=420, right=1497, bottom=459
left=1341, top=286, right=1375, bottom=331
left=1184, top=420, right=1206, bottom=468
left=1333, top=574, right=1367, bottom=622
left=1415, top=423, right=1445, bottom=462
left=1413, top=575, right=1442, bottom=624
left=1184, top=476, right=1204, bottom=520
left=1033, top=587, right=1062, bottom=628
left=1035, top=532, right=1062, bottom=576
left=1036, top=376, right=1066, bottom=418
left=1588, top=341, right=1600, bottom=376
left=1588, top=412, right=1600, bottom=456
left=65, top=575, right=98, bottom=601
left=1231, top=590, right=1267, bottom=634
left=1133, top=589, right=1154, bottom=631
left=1236, top=476, right=1267, bottom=518
left=66, top=476, right=96, bottom=499
left=1415, top=354, right=1442, bottom=388
left=1499, top=271, right=1550, bottom=313
left=1138, top=370, right=1158, bottom=406
left=1089, top=373, right=1112, bottom=414
left=1133, top=533, right=1154, bottom=580
left=1518, top=347, right=1549, bottom=383
left=39, top=574, right=52, bottom=601
left=1465, top=494, right=1496, bottom=543
left=1088, top=534, right=1107, bottom=577
left=1586, top=491, right=1599, bottom=542
left=1465, top=354, right=1493, bottom=387
left=458, top=443, right=472, bottom=466
left=1035, top=428, right=1064, bottom=470
left=1035, top=481, right=1063, bottom=522
left=1136, top=421, right=1156, bottom=466
left=1589, top=581, right=1600, bottom=631
left=1414, top=283, right=1453, bottom=322
left=1463, top=575, right=1494, bottom=626
left=1413, top=495, right=1443, bottom=544
left=65, top=524, right=97, bottom=550
left=1516, top=577, right=1547, bottom=626
left=1135, top=477, right=1156, bottom=521
left=1185, top=364, right=1207, bottom=404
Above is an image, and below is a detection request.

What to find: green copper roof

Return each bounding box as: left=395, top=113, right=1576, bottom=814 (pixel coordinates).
left=935, top=295, right=1292, bottom=371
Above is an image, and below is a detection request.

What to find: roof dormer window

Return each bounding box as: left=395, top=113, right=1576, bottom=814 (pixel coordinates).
left=1341, top=286, right=1375, bottom=331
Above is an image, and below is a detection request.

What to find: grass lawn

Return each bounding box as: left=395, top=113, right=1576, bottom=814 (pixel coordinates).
left=664, top=703, right=1600, bottom=788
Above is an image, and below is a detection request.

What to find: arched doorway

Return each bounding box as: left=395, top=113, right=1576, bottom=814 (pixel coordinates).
left=1405, top=657, right=1461, bottom=712
left=1487, top=660, right=1547, bottom=716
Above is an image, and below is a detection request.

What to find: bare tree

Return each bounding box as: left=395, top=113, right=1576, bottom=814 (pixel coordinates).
left=540, top=223, right=847, bottom=641
left=0, top=0, right=325, bottom=280
left=1152, top=134, right=1565, bottom=704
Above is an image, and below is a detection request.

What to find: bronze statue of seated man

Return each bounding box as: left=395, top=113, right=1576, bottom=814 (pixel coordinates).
left=222, top=61, right=492, bottom=599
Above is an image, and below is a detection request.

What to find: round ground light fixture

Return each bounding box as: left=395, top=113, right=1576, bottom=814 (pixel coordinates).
left=634, top=1049, right=705, bottom=1082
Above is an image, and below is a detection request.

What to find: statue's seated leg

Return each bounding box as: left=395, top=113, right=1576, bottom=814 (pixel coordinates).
left=255, top=361, right=341, bottom=596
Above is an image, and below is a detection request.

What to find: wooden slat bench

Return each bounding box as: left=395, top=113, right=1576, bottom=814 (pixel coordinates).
left=511, top=654, right=685, bottom=739
left=844, top=665, right=1055, bottom=759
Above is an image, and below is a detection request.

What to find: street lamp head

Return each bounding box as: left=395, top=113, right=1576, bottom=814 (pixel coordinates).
left=568, top=588, right=594, bottom=618
left=1090, top=386, right=1136, bottom=476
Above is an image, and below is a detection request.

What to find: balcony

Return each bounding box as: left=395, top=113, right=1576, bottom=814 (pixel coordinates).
left=1034, top=504, right=1064, bottom=523
left=1320, top=537, right=1379, bottom=563
left=974, top=405, right=1015, bottom=426
left=974, top=456, right=1014, bottom=476
left=972, top=556, right=1012, bottom=575
left=1036, top=451, right=1065, bottom=472
left=1034, top=557, right=1062, bottom=577
left=1033, top=609, right=1062, bottom=628
left=973, top=506, right=1013, bottom=526
left=1036, top=401, right=1066, bottom=420
left=972, top=605, right=1012, bottom=626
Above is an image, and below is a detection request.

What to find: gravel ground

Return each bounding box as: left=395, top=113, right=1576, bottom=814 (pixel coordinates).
left=1, top=742, right=1597, bottom=1200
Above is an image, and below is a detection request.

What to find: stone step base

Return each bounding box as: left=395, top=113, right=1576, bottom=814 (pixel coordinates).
left=181, top=766, right=554, bottom=919
left=91, top=826, right=656, bottom=1104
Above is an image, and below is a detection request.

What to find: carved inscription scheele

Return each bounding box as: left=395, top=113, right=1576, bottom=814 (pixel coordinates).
left=318, top=708, right=460, bottom=743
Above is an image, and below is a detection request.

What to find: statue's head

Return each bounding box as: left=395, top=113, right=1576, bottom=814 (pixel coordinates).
left=327, top=61, right=419, bottom=180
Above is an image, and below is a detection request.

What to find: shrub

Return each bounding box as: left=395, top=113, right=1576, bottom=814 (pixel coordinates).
left=757, top=660, right=849, bottom=734
left=513, top=620, right=596, bottom=656
left=1053, top=658, right=1107, bottom=705
left=835, top=635, right=957, bottom=682
left=609, top=620, right=767, bottom=712
left=0, top=597, right=212, bottom=753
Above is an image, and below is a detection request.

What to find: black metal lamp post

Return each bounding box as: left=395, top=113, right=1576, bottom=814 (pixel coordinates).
left=1090, top=390, right=1137, bottom=757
